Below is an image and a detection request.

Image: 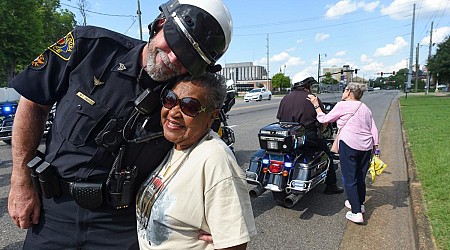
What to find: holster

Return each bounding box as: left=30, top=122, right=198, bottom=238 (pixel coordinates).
left=70, top=182, right=104, bottom=210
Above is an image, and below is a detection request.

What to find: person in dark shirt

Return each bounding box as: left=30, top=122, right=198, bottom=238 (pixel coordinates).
left=7, top=0, right=233, bottom=249
left=277, top=76, right=344, bottom=195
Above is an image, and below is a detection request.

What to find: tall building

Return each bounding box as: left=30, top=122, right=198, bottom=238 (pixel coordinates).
left=219, top=62, right=272, bottom=92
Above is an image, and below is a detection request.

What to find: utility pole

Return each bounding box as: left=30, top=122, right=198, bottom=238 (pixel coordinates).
left=137, top=0, right=143, bottom=40
left=406, top=3, right=416, bottom=97
left=317, top=54, right=321, bottom=83
left=317, top=54, right=326, bottom=93
left=426, top=21, right=433, bottom=95
left=415, top=43, right=419, bottom=93
left=266, top=34, right=270, bottom=89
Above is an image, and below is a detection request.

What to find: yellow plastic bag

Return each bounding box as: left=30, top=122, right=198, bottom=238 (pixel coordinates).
left=368, top=155, right=388, bottom=183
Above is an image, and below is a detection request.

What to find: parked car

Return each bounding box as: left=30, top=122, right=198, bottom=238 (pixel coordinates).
left=244, top=88, right=272, bottom=102
left=368, top=86, right=374, bottom=91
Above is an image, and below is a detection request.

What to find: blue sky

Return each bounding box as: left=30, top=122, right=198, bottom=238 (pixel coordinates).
left=61, top=0, right=450, bottom=82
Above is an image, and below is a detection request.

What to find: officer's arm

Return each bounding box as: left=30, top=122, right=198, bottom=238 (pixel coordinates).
left=8, top=97, right=51, bottom=229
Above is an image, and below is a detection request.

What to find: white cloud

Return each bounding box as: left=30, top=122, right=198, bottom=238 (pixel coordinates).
left=315, top=32, right=330, bottom=42
left=361, top=61, right=384, bottom=72
left=335, top=50, right=347, bottom=56
left=296, top=39, right=304, bottom=44
left=254, top=51, right=305, bottom=76
left=359, top=1, right=380, bottom=11
left=323, top=58, right=344, bottom=67
left=374, top=36, right=407, bottom=57
left=391, top=59, right=409, bottom=71
left=325, top=0, right=379, bottom=18
left=360, top=54, right=372, bottom=63
left=286, top=47, right=297, bottom=52
left=420, top=27, right=450, bottom=45
left=271, top=52, right=290, bottom=62
left=381, top=0, right=450, bottom=20
left=285, top=57, right=304, bottom=67
left=325, top=0, right=358, bottom=18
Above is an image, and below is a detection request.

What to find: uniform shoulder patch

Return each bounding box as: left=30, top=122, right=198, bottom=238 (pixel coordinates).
left=29, top=53, right=48, bottom=70
left=48, top=31, right=75, bottom=61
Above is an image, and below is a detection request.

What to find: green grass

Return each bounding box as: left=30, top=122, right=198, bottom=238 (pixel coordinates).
left=400, top=94, right=450, bottom=250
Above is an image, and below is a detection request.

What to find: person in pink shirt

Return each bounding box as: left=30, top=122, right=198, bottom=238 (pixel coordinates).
left=308, top=82, right=378, bottom=224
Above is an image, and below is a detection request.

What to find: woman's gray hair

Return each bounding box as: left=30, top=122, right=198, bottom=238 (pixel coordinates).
left=175, top=73, right=227, bottom=110
left=346, top=82, right=366, bottom=100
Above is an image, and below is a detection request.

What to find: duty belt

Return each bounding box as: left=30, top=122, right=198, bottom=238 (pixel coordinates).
left=58, top=179, right=105, bottom=210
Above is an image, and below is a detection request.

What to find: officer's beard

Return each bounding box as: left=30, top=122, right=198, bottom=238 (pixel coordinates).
left=145, top=42, right=182, bottom=82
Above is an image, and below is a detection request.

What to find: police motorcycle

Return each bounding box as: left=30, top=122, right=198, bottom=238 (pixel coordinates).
left=245, top=102, right=337, bottom=208
left=0, top=102, right=17, bottom=144
left=0, top=102, right=56, bottom=145
left=212, top=89, right=236, bottom=151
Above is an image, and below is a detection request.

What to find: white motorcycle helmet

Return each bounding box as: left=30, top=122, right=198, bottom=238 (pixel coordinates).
left=149, top=0, right=233, bottom=77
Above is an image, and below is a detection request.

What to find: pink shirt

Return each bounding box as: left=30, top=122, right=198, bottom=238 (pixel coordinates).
left=316, top=100, right=379, bottom=151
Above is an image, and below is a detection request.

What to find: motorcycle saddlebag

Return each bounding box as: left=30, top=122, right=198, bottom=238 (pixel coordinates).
left=258, top=122, right=306, bottom=153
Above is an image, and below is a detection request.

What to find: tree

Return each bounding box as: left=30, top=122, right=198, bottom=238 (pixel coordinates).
left=321, top=72, right=338, bottom=85
left=427, top=35, right=450, bottom=85
left=390, top=68, right=408, bottom=89
left=0, top=0, right=42, bottom=86
left=0, top=0, right=76, bottom=86
left=271, top=73, right=291, bottom=91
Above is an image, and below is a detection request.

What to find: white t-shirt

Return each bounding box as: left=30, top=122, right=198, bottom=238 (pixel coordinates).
left=137, top=132, right=256, bottom=249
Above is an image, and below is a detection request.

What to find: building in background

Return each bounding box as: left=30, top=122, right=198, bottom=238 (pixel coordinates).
left=322, top=65, right=353, bottom=85
left=219, top=62, right=272, bottom=94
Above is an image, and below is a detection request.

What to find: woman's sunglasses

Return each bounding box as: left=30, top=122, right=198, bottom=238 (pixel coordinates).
left=161, top=89, right=207, bottom=117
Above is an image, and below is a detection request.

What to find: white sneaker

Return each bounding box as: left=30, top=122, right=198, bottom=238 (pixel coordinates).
left=346, top=211, right=364, bottom=224
left=344, top=200, right=365, bottom=214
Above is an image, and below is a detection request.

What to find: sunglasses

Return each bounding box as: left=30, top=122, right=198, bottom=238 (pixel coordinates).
left=161, top=89, right=207, bottom=117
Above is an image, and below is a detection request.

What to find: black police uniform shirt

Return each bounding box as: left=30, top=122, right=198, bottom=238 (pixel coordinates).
left=276, top=87, right=323, bottom=130
left=10, top=26, right=172, bottom=189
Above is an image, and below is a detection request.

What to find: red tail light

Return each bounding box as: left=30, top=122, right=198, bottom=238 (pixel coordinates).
left=269, top=160, right=283, bottom=173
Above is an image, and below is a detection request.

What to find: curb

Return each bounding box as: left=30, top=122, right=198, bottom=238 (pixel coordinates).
left=398, top=96, right=438, bottom=250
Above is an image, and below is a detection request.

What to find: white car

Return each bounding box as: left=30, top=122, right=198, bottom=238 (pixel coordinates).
left=244, top=88, right=272, bottom=102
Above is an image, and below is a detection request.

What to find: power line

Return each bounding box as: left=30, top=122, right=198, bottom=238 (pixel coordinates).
left=235, top=11, right=412, bottom=37
left=60, top=3, right=136, bottom=18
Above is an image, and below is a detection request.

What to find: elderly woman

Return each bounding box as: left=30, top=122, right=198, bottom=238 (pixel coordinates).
left=136, top=73, right=256, bottom=249
left=308, top=82, right=379, bottom=224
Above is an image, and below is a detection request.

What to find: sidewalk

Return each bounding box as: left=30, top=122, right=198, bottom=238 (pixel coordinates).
left=340, top=95, right=436, bottom=250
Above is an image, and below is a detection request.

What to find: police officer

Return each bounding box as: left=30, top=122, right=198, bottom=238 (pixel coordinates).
left=8, top=0, right=232, bottom=248
left=276, top=76, right=344, bottom=195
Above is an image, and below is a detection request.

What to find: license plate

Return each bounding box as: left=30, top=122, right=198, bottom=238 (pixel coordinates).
left=267, top=141, right=278, bottom=150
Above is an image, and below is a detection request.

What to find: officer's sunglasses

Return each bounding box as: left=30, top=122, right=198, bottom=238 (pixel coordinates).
left=161, top=89, right=207, bottom=117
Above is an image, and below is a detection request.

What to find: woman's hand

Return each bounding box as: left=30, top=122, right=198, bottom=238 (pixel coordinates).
left=307, top=94, right=319, bottom=106
left=198, top=229, right=213, bottom=244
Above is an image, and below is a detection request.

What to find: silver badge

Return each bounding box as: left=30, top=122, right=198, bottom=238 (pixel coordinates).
left=117, top=63, right=126, bottom=71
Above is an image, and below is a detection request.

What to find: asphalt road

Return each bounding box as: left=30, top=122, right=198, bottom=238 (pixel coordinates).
left=0, top=90, right=399, bottom=249
left=228, top=90, right=398, bottom=250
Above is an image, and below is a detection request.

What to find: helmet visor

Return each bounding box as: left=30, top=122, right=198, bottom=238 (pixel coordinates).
left=163, top=16, right=209, bottom=77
